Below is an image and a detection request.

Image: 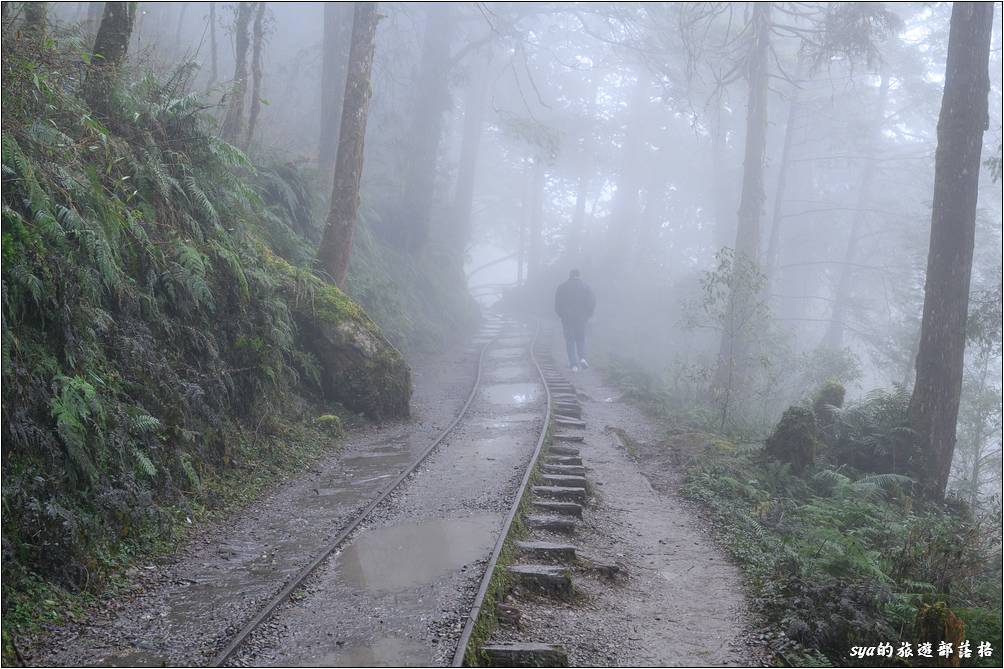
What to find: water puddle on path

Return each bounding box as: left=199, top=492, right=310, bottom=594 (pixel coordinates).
left=481, top=382, right=541, bottom=406
left=335, top=514, right=500, bottom=593
left=309, top=635, right=431, bottom=667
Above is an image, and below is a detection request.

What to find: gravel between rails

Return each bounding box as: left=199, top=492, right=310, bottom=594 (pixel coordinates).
left=229, top=320, right=547, bottom=667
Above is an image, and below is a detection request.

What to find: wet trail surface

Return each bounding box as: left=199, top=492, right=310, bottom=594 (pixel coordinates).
left=33, top=317, right=538, bottom=668
left=229, top=321, right=544, bottom=666
left=32, top=318, right=755, bottom=668
left=483, top=329, right=755, bottom=666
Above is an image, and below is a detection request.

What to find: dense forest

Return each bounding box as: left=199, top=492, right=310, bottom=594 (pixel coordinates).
left=1, top=2, right=1001, bottom=668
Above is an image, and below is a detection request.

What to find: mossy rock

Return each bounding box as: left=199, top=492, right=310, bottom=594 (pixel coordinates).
left=914, top=602, right=964, bottom=667
left=265, top=252, right=411, bottom=420
left=764, top=406, right=819, bottom=475
left=296, top=284, right=411, bottom=420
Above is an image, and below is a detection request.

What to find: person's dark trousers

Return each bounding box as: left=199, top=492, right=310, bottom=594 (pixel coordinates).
left=562, top=319, right=586, bottom=367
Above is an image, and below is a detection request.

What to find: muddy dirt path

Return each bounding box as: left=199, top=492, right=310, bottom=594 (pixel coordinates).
left=30, top=320, right=506, bottom=668
left=485, top=329, right=756, bottom=666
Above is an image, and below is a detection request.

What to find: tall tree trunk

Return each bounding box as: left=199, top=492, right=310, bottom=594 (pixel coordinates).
left=206, top=2, right=219, bottom=89
left=714, top=2, right=770, bottom=392
left=244, top=2, right=267, bottom=149
left=24, top=1, right=46, bottom=42
left=450, top=49, right=492, bottom=256
left=909, top=1, right=993, bottom=502
left=527, top=154, right=547, bottom=281
left=607, top=71, right=650, bottom=271
left=85, top=1, right=104, bottom=38
left=317, top=2, right=380, bottom=288
left=764, top=84, right=803, bottom=284
left=318, top=2, right=353, bottom=174
left=220, top=2, right=253, bottom=145
left=569, top=73, right=598, bottom=263
left=173, top=2, right=188, bottom=56
left=710, top=88, right=734, bottom=252
left=637, top=165, right=669, bottom=269
left=398, top=5, right=454, bottom=252
left=733, top=2, right=770, bottom=263
left=83, top=2, right=138, bottom=115
left=821, top=71, right=890, bottom=349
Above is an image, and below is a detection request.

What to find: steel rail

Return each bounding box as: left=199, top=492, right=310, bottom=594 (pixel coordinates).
left=450, top=321, right=552, bottom=667
left=211, top=329, right=501, bottom=667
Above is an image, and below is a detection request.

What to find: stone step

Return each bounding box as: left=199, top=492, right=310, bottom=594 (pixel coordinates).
left=532, top=485, right=586, bottom=501
left=507, top=564, right=573, bottom=596
left=545, top=455, right=583, bottom=467
left=515, top=540, right=577, bottom=561
left=542, top=464, right=586, bottom=476
left=552, top=433, right=584, bottom=442
left=531, top=500, right=583, bottom=517
left=554, top=416, right=585, bottom=428
left=540, top=474, right=588, bottom=488
left=554, top=404, right=581, bottom=418
left=481, top=643, right=568, bottom=667
left=526, top=514, right=577, bottom=533
left=548, top=444, right=580, bottom=457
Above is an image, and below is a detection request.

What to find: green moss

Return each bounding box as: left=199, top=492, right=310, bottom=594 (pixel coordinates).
left=0, top=35, right=408, bottom=657
left=314, top=414, right=344, bottom=437
left=914, top=603, right=965, bottom=668
left=463, top=435, right=551, bottom=666
left=765, top=406, right=819, bottom=474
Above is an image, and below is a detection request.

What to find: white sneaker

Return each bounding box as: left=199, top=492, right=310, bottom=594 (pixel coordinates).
left=571, top=365, right=579, bottom=372
left=579, top=358, right=589, bottom=369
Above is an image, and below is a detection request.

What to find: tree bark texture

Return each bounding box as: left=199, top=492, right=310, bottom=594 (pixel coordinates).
left=714, top=2, right=770, bottom=391
left=710, top=89, right=734, bottom=252
left=206, top=2, right=219, bottom=88
left=173, top=2, right=189, bottom=56
left=85, top=1, right=104, bottom=37
left=244, top=2, right=267, bottom=149
left=821, top=71, right=890, bottom=349
left=24, top=1, right=47, bottom=42
left=450, top=48, right=492, bottom=256
left=397, top=4, right=454, bottom=252
left=908, top=2, right=993, bottom=502
left=319, top=2, right=353, bottom=174
left=84, top=1, right=138, bottom=115
left=527, top=155, right=546, bottom=281
left=606, top=71, right=650, bottom=271
left=317, top=2, right=380, bottom=288
left=733, top=1, right=770, bottom=263
left=764, top=84, right=803, bottom=284
left=220, top=2, right=253, bottom=145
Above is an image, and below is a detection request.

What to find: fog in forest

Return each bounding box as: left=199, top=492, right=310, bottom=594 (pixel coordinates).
left=4, top=3, right=1003, bottom=665
left=48, top=1, right=996, bottom=492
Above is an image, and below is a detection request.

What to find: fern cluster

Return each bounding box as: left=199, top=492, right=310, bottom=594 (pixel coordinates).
left=684, top=399, right=1002, bottom=666
left=0, top=34, right=383, bottom=613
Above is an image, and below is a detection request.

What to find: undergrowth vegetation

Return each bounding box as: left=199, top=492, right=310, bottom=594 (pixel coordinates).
left=603, top=358, right=1002, bottom=667
left=0, top=35, right=413, bottom=655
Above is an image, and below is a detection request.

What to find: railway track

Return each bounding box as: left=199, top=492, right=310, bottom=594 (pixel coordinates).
left=211, top=316, right=560, bottom=667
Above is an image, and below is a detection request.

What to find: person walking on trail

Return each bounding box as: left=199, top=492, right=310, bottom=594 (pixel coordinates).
left=554, top=269, right=595, bottom=372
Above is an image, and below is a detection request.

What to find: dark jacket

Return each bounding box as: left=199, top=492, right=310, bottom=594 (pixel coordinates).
left=555, top=277, right=595, bottom=325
